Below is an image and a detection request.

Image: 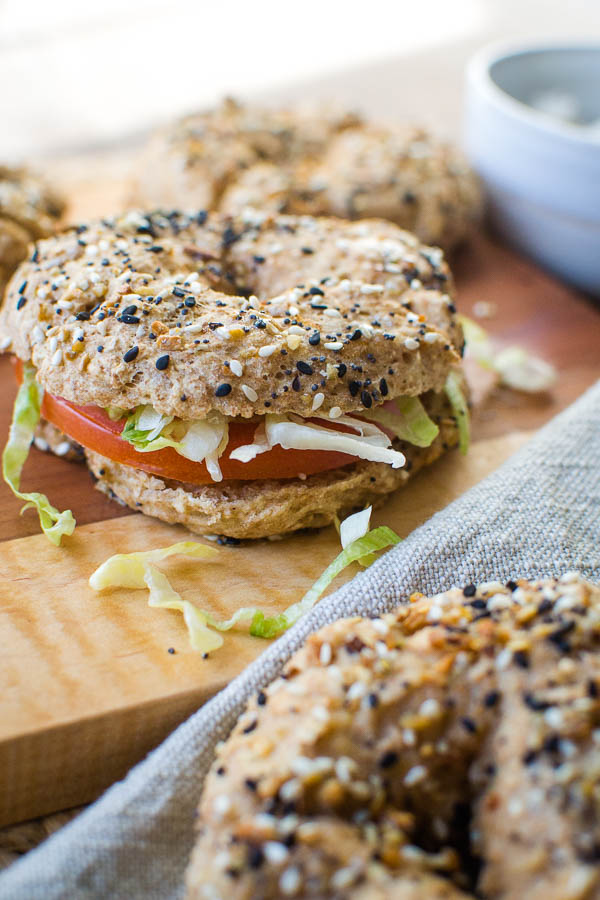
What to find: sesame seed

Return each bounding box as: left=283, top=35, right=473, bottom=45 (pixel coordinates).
left=311, top=392, right=325, bottom=411
left=241, top=384, right=258, bottom=402
left=319, top=642, right=332, bottom=665
left=360, top=390, right=372, bottom=408
left=123, top=346, right=139, bottom=363
left=296, top=361, right=313, bottom=376
left=324, top=341, right=343, bottom=350
left=329, top=406, right=342, bottom=418
left=155, top=354, right=169, bottom=370
left=215, top=383, right=232, bottom=397
left=264, top=842, right=289, bottom=865
left=229, top=359, right=243, bottom=377
left=258, top=345, right=278, bottom=358
left=54, top=440, right=72, bottom=457
left=308, top=331, right=320, bottom=345
left=51, top=348, right=63, bottom=367
left=404, top=337, right=419, bottom=350
left=404, top=765, right=426, bottom=785
left=279, top=866, right=301, bottom=895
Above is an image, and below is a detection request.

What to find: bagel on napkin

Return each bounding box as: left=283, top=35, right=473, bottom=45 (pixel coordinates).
left=0, top=209, right=466, bottom=538
left=186, top=573, right=600, bottom=899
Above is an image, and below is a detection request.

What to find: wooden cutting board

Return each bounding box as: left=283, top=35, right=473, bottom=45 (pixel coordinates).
left=0, top=155, right=599, bottom=827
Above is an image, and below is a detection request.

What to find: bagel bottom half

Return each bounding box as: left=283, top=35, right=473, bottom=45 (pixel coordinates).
left=86, top=405, right=458, bottom=540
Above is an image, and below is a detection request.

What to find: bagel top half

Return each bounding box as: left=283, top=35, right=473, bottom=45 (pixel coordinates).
left=132, top=98, right=482, bottom=252
left=0, top=209, right=462, bottom=423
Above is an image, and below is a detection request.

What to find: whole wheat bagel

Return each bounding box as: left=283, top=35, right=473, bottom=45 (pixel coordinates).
left=187, top=574, right=600, bottom=898
left=133, top=99, right=482, bottom=252
left=0, top=209, right=464, bottom=538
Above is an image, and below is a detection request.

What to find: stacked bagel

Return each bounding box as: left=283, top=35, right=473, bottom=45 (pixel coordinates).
left=0, top=166, right=64, bottom=301
left=0, top=210, right=464, bottom=538
left=133, top=98, right=482, bottom=252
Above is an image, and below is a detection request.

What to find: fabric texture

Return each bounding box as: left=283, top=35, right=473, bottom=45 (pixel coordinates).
left=1, top=380, right=599, bottom=900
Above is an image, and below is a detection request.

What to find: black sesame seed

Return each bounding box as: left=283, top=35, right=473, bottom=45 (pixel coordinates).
left=297, top=361, right=313, bottom=376
left=348, top=380, right=361, bottom=397
left=461, top=717, right=477, bottom=733
left=513, top=650, right=530, bottom=669
left=468, top=598, right=487, bottom=610
left=292, top=375, right=301, bottom=392
left=196, top=210, right=208, bottom=225
left=337, top=363, right=347, bottom=378
left=588, top=679, right=598, bottom=698
left=301, top=246, right=314, bottom=254
left=379, top=378, right=389, bottom=396
left=483, top=690, right=500, bottom=708
left=378, top=750, right=398, bottom=769
left=97, top=345, right=104, bottom=353
left=368, top=693, right=379, bottom=708
left=350, top=329, right=362, bottom=341
left=184, top=297, right=196, bottom=308
left=172, top=287, right=185, bottom=298
left=216, top=766, right=226, bottom=776
left=361, top=390, right=372, bottom=408
left=257, top=690, right=267, bottom=706
left=156, top=354, right=170, bottom=371
left=18, top=280, right=27, bottom=294
left=463, top=584, right=477, bottom=598
left=119, top=314, right=140, bottom=324
left=215, top=383, right=232, bottom=397
left=244, top=778, right=258, bottom=792
left=523, top=693, right=551, bottom=712
left=123, top=304, right=138, bottom=316
left=523, top=749, right=538, bottom=765
left=167, top=647, right=175, bottom=655
left=308, top=331, right=320, bottom=346
left=506, top=580, right=518, bottom=591
left=16, top=296, right=27, bottom=310
left=248, top=846, right=264, bottom=869
left=123, top=346, right=139, bottom=363
left=222, top=226, right=240, bottom=247
left=253, top=255, right=265, bottom=264
left=548, top=620, right=575, bottom=645
left=75, top=311, right=91, bottom=321
left=242, top=719, right=257, bottom=734
left=309, top=286, right=324, bottom=296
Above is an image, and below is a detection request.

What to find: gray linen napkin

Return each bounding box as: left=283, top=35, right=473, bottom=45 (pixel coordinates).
left=1, top=380, right=599, bottom=900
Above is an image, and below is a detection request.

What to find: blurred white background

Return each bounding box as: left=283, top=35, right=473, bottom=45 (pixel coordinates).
left=1, top=0, right=599, bottom=159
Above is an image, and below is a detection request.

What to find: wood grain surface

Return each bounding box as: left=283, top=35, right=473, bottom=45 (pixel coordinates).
left=0, top=155, right=598, bottom=828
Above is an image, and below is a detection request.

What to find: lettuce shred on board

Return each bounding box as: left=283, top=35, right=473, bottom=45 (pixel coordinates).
left=89, top=513, right=401, bottom=651
left=3, top=363, right=75, bottom=545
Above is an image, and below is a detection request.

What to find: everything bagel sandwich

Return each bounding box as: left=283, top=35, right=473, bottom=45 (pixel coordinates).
left=0, top=209, right=468, bottom=539
left=133, top=98, right=482, bottom=252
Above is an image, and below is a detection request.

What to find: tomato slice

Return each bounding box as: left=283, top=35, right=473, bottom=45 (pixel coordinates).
left=14, top=360, right=356, bottom=483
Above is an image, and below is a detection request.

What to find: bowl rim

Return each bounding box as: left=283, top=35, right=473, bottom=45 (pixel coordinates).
left=467, top=39, right=600, bottom=147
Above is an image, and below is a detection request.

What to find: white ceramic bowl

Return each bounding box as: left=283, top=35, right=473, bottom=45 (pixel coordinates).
left=465, top=42, right=600, bottom=296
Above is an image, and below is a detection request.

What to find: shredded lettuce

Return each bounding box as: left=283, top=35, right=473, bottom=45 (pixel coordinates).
left=89, top=540, right=218, bottom=590
left=493, top=346, right=557, bottom=393
left=444, top=371, right=470, bottom=455
left=249, top=525, right=401, bottom=638
left=3, top=364, right=75, bottom=545
left=88, top=517, right=401, bottom=652
left=121, top=405, right=229, bottom=480
left=361, top=397, right=439, bottom=448
left=340, top=506, right=372, bottom=549
left=89, top=541, right=223, bottom=653
left=460, top=314, right=556, bottom=393
left=230, top=413, right=406, bottom=469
